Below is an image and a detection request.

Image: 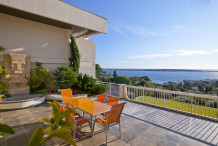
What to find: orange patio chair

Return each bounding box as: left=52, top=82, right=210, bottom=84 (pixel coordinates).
left=61, top=88, right=77, bottom=110
left=101, top=96, right=119, bottom=117
left=107, top=96, right=119, bottom=106
left=61, top=88, right=73, bottom=100
left=97, top=94, right=106, bottom=103
left=54, top=101, right=79, bottom=116
left=56, top=101, right=90, bottom=139
left=62, top=106, right=91, bottom=139
left=93, top=102, right=127, bottom=145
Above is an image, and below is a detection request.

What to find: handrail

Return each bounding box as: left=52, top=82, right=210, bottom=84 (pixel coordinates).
left=125, top=85, right=218, bottom=100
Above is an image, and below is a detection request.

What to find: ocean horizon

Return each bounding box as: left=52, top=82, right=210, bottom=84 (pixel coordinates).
left=103, top=69, right=218, bottom=84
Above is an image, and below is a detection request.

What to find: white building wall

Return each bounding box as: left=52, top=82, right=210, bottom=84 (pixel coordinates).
left=0, top=13, right=96, bottom=77
left=76, top=38, right=96, bottom=77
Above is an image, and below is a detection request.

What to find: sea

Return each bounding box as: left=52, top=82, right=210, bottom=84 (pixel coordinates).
left=104, top=69, right=218, bottom=84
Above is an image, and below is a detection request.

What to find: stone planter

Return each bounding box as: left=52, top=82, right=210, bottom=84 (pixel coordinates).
left=45, top=93, right=88, bottom=101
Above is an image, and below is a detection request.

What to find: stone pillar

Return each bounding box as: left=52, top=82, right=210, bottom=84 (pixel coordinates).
left=1, top=53, right=30, bottom=95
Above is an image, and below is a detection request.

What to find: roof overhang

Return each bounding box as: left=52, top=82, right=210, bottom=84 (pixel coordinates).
left=0, top=0, right=107, bottom=37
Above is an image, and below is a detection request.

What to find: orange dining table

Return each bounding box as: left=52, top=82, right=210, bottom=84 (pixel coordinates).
left=64, top=97, right=111, bottom=136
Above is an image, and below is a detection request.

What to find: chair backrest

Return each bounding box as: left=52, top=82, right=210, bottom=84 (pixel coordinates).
left=61, top=88, right=73, bottom=102
left=54, top=101, right=66, bottom=112
left=107, top=102, right=127, bottom=125
left=107, top=96, right=119, bottom=106
left=97, top=94, right=106, bottom=103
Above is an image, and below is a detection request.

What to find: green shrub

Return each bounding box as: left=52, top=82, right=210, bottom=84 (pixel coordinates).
left=0, top=46, right=7, bottom=97
left=73, top=74, right=107, bottom=96
left=30, top=62, right=50, bottom=94
left=113, top=76, right=131, bottom=85
left=53, top=66, right=77, bottom=89
left=88, top=83, right=107, bottom=96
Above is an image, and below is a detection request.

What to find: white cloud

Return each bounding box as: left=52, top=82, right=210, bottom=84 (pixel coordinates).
left=109, top=19, right=165, bottom=37
left=115, top=61, right=128, bottom=63
left=172, top=25, right=184, bottom=29
left=126, top=25, right=147, bottom=36
left=173, top=50, right=209, bottom=56
left=129, top=49, right=216, bottom=59
left=213, top=49, right=218, bottom=52
left=125, top=24, right=165, bottom=37
left=108, top=24, right=126, bottom=36
left=129, top=54, right=171, bottom=59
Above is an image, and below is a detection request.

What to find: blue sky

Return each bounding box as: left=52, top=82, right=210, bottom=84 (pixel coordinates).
left=64, top=0, right=218, bottom=69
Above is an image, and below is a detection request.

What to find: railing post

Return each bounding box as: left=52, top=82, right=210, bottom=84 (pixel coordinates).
left=119, top=84, right=127, bottom=99
left=109, top=83, right=112, bottom=96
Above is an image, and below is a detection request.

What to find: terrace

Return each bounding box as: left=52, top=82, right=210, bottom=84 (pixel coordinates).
left=0, top=90, right=217, bottom=146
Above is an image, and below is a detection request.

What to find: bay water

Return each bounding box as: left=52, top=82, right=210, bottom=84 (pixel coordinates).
left=104, top=69, right=218, bottom=84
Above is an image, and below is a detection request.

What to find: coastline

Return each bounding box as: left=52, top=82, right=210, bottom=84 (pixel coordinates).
left=104, top=69, right=218, bottom=72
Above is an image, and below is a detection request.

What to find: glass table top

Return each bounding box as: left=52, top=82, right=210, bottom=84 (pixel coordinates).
left=65, top=97, right=111, bottom=115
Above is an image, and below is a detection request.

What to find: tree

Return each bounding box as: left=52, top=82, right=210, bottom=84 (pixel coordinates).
left=113, top=76, right=131, bottom=85
left=69, top=35, right=80, bottom=73
left=143, top=76, right=151, bottom=81
left=215, top=81, right=218, bottom=87
left=95, top=64, right=107, bottom=80
left=113, top=70, right=118, bottom=77
left=198, top=85, right=205, bottom=92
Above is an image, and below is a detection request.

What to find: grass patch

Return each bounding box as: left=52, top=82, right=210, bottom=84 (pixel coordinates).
left=134, top=96, right=218, bottom=119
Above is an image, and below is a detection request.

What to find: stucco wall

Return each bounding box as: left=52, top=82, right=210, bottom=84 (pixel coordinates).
left=76, top=38, right=96, bottom=77
left=0, top=13, right=96, bottom=77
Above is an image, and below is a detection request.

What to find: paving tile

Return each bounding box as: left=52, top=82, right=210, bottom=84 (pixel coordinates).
left=0, top=135, right=6, bottom=146
left=2, top=114, right=18, bottom=122
left=17, top=109, right=31, bottom=115
left=1, top=111, right=17, bottom=117
left=23, top=122, right=44, bottom=138
left=121, top=126, right=144, bottom=143
left=92, top=130, right=116, bottom=145
left=154, top=132, right=181, bottom=146
left=45, top=138, right=71, bottom=146
left=3, top=118, right=21, bottom=128
left=76, top=137, right=99, bottom=146
left=108, top=139, right=130, bottom=146
left=129, top=135, right=155, bottom=146
left=177, top=137, right=208, bottom=146
left=134, top=120, right=151, bottom=131
left=5, top=127, right=29, bottom=146
left=19, top=116, right=38, bottom=125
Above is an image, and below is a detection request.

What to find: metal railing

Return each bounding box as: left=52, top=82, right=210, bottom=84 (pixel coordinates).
left=125, top=85, right=218, bottom=121
left=101, top=82, right=120, bottom=97
left=97, top=81, right=218, bottom=121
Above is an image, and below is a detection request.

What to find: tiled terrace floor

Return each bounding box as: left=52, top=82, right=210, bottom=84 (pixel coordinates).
left=0, top=99, right=217, bottom=146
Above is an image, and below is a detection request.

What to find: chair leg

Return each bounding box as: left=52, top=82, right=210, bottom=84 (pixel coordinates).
left=73, top=123, right=77, bottom=139
left=105, top=126, right=108, bottom=145
left=119, top=122, right=121, bottom=139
